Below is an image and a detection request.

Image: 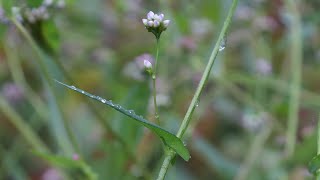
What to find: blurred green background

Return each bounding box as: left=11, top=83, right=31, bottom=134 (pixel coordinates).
left=0, top=0, right=320, bottom=179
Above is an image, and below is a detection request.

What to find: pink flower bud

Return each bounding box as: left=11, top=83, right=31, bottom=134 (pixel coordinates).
left=147, top=11, right=154, bottom=20
left=163, top=20, right=170, bottom=28
left=147, top=21, right=154, bottom=27
left=144, top=60, right=152, bottom=69
left=142, top=19, right=148, bottom=26
left=153, top=20, right=160, bottom=27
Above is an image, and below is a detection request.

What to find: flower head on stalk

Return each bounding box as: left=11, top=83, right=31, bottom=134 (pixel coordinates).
left=142, top=11, right=170, bottom=39
left=143, top=59, right=153, bottom=75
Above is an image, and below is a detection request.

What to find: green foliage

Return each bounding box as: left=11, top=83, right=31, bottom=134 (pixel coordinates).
left=308, top=154, right=320, bottom=175
left=55, top=80, right=190, bottom=161
left=42, top=20, right=60, bottom=53
left=33, top=151, right=98, bottom=180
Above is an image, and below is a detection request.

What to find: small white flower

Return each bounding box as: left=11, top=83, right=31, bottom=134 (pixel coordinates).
left=153, top=20, right=160, bottom=27
left=43, top=0, right=53, bottom=6
left=147, top=21, right=154, bottom=27
left=142, top=19, right=148, bottom=25
left=163, top=20, right=170, bottom=28
left=159, top=14, right=164, bottom=21
left=56, top=0, right=66, bottom=8
left=153, top=14, right=161, bottom=22
left=147, top=11, right=154, bottom=20
left=144, top=60, right=152, bottom=69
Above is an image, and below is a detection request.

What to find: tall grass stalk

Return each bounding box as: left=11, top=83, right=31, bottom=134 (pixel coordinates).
left=285, top=0, right=302, bottom=157
left=157, top=0, right=238, bottom=179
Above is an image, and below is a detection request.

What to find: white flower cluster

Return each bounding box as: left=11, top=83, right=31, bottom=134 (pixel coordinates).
left=26, top=6, right=50, bottom=23
left=11, top=0, right=65, bottom=23
left=142, top=11, right=170, bottom=29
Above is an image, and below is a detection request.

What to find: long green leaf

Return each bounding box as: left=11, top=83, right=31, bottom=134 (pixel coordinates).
left=55, top=80, right=190, bottom=161
left=308, top=154, right=320, bottom=175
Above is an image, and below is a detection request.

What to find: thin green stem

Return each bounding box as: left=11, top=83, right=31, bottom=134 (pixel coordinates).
left=176, top=0, right=238, bottom=138
left=316, top=114, right=320, bottom=180
left=152, top=39, right=160, bottom=125
left=235, top=127, right=271, bottom=180
left=285, top=0, right=302, bottom=157
left=5, top=44, right=49, bottom=121
left=318, top=114, right=320, bottom=155
left=156, top=149, right=175, bottom=180
left=156, top=0, right=238, bottom=179
left=0, top=95, right=49, bottom=153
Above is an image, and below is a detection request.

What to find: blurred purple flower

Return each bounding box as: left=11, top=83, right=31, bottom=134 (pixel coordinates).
left=235, top=5, right=253, bottom=21
left=179, top=36, right=197, bottom=52
left=241, top=111, right=269, bottom=133
left=253, top=16, right=278, bottom=32
left=1, top=82, right=24, bottom=104
left=191, top=18, right=213, bottom=40
left=42, top=168, right=63, bottom=180
left=255, top=58, right=272, bottom=75
left=72, top=153, right=79, bottom=160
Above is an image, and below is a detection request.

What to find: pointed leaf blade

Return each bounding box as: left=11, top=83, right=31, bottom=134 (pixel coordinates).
left=55, top=80, right=190, bottom=161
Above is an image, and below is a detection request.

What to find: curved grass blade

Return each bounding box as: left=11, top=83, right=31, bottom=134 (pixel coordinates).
left=33, top=151, right=97, bottom=180
left=54, top=80, right=190, bottom=161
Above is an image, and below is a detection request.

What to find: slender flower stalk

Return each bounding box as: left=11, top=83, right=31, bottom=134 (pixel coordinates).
left=156, top=0, right=238, bottom=179
left=142, top=11, right=170, bottom=125
left=152, top=39, right=161, bottom=125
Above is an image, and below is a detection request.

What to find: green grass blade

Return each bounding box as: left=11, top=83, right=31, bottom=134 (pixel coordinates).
left=55, top=80, right=190, bottom=161
left=33, top=151, right=97, bottom=180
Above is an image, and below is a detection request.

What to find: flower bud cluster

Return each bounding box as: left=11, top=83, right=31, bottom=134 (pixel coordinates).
left=142, top=11, right=170, bottom=39
left=10, top=0, right=65, bottom=23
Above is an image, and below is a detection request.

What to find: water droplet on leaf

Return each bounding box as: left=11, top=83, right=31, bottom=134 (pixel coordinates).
left=219, top=38, right=226, bottom=52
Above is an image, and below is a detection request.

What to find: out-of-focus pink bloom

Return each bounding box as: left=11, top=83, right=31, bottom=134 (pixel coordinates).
left=1, top=82, right=24, bottom=104
left=179, top=37, right=197, bottom=52
left=191, top=18, right=213, bottom=40
left=253, top=16, right=278, bottom=32
left=235, top=5, right=253, bottom=21
left=42, top=168, right=63, bottom=180
left=72, top=153, right=79, bottom=160
left=255, top=58, right=272, bottom=75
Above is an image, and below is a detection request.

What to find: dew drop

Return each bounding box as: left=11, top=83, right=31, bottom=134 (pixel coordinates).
left=70, top=85, right=76, bottom=89
left=195, top=99, right=199, bottom=107
left=100, top=99, right=106, bottom=103
left=81, top=90, right=84, bottom=94
left=128, top=110, right=134, bottom=114
left=219, top=38, right=226, bottom=52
